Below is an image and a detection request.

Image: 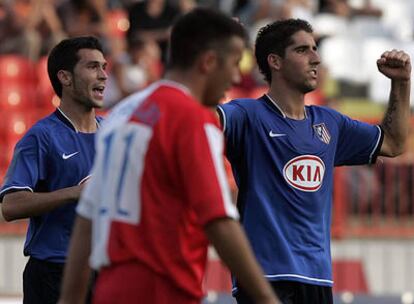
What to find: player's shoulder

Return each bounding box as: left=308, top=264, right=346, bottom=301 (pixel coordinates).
left=218, top=97, right=264, bottom=123
left=158, top=84, right=199, bottom=110
left=25, top=113, right=57, bottom=138
left=107, top=82, right=212, bottom=130
left=220, top=97, right=259, bottom=110
left=14, top=113, right=57, bottom=148
left=152, top=84, right=211, bottom=121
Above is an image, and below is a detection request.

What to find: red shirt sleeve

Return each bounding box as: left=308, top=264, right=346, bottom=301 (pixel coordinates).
left=175, top=107, right=239, bottom=226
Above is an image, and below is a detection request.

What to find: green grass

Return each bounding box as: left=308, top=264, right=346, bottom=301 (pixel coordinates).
left=337, top=98, right=385, bottom=120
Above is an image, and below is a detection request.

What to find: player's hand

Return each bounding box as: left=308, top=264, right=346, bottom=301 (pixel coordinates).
left=377, top=49, right=411, bottom=81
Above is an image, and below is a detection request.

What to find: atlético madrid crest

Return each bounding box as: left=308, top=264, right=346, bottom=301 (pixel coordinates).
left=313, top=123, right=331, bottom=144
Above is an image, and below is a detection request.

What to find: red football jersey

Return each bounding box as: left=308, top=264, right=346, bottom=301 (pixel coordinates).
left=78, top=81, right=238, bottom=300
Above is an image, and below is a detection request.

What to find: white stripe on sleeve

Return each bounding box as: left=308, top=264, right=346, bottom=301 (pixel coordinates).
left=204, top=124, right=238, bottom=219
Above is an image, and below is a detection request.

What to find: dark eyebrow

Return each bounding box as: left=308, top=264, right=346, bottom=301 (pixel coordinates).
left=86, top=60, right=107, bottom=66
left=293, top=44, right=318, bottom=51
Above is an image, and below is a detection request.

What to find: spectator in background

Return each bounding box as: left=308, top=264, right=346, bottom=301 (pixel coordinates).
left=318, top=0, right=382, bottom=18
left=0, top=0, right=40, bottom=60
left=105, top=36, right=162, bottom=108
left=177, top=0, right=196, bottom=13
left=279, top=0, right=316, bottom=21
left=127, top=0, right=180, bottom=64
left=57, top=0, right=110, bottom=52
left=26, top=0, right=67, bottom=58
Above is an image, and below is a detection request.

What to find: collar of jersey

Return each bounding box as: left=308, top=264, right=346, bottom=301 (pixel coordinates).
left=262, top=94, right=308, bottom=120
left=55, top=108, right=100, bottom=133
left=158, top=79, right=191, bottom=97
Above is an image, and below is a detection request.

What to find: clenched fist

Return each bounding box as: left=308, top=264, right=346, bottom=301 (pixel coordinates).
left=377, top=49, right=411, bottom=81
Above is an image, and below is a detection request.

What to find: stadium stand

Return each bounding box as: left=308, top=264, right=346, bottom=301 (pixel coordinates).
left=1, top=1, right=414, bottom=303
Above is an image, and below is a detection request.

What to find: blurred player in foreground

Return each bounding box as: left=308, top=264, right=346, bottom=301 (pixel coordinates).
left=58, top=8, right=280, bottom=304
left=218, top=19, right=411, bottom=304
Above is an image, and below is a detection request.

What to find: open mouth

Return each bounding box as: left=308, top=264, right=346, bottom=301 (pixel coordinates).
left=92, top=85, right=105, bottom=99
left=310, top=69, right=317, bottom=77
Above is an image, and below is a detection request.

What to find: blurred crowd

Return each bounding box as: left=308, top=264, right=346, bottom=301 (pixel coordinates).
left=2, top=0, right=407, bottom=109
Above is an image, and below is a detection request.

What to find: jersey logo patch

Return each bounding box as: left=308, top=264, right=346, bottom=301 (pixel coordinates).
left=283, top=155, right=325, bottom=192
left=131, top=100, right=160, bottom=126
left=313, top=123, right=331, bottom=144
left=269, top=130, right=286, bottom=138
left=62, top=152, right=79, bottom=160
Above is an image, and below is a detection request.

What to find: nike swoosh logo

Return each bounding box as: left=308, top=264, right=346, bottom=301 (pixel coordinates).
left=269, top=131, right=286, bottom=137
left=62, top=152, right=79, bottom=160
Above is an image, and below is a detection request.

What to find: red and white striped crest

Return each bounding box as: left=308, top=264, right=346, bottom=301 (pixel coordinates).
left=313, top=123, right=331, bottom=144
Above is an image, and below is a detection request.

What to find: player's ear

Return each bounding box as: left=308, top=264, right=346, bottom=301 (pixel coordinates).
left=57, top=70, right=72, bottom=86
left=198, top=50, right=218, bottom=74
left=267, top=53, right=282, bottom=71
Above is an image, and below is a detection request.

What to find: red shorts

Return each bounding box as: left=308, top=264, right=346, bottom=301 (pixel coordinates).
left=93, top=261, right=200, bottom=304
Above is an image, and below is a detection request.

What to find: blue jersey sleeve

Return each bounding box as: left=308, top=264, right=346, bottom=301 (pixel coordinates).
left=217, top=101, right=248, bottom=162
left=0, top=126, right=49, bottom=201
left=334, top=113, right=383, bottom=166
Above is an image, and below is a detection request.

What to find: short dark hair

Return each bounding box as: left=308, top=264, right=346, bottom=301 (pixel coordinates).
left=255, top=19, right=313, bottom=83
left=47, top=36, right=104, bottom=97
left=168, top=7, right=247, bottom=69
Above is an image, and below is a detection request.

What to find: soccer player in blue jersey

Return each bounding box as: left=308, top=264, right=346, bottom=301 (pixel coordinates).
left=218, top=19, right=411, bottom=304
left=0, top=36, right=107, bottom=304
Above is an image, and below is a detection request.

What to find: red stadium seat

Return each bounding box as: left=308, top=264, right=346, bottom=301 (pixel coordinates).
left=4, top=110, right=50, bottom=162
left=36, top=56, right=60, bottom=111
left=108, top=9, right=129, bottom=38
left=0, top=110, right=37, bottom=143
left=0, top=83, right=38, bottom=111
left=0, top=142, right=15, bottom=171
left=0, top=110, right=40, bottom=165
left=0, top=55, right=36, bottom=84
left=0, top=139, right=8, bottom=168
left=0, top=163, right=7, bottom=186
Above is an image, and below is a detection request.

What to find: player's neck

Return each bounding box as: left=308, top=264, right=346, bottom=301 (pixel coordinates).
left=58, top=100, right=98, bottom=133
left=164, top=70, right=204, bottom=104
left=267, top=87, right=306, bottom=120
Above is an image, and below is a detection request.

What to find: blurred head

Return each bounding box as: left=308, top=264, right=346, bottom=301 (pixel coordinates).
left=48, top=36, right=107, bottom=108
left=255, top=19, right=314, bottom=84
left=168, top=8, right=247, bottom=106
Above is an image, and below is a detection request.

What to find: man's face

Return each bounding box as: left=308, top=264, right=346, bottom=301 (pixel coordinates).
left=204, top=36, right=245, bottom=107
left=69, top=48, right=107, bottom=109
left=279, top=30, right=320, bottom=93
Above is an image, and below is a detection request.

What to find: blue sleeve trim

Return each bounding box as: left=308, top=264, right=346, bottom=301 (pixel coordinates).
left=0, top=186, right=33, bottom=202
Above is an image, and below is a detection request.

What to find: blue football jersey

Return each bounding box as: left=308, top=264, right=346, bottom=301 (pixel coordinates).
left=0, top=109, right=102, bottom=263
left=218, top=95, right=383, bottom=291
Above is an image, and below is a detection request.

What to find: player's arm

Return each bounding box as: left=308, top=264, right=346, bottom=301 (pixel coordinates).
left=205, top=218, right=280, bottom=304
left=1, top=185, right=84, bottom=221
left=378, top=50, right=411, bottom=157
left=58, top=215, right=92, bottom=304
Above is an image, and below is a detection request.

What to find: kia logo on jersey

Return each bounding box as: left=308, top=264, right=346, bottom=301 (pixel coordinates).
left=283, top=155, right=325, bottom=192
